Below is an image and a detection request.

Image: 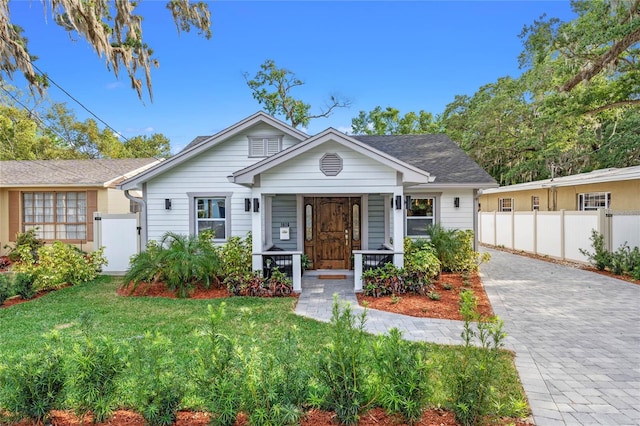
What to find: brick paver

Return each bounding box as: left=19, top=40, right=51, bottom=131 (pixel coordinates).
left=294, top=249, right=640, bottom=425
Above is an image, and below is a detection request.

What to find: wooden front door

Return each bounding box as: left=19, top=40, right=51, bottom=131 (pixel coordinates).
left=305, top=197, right=361, bottom=270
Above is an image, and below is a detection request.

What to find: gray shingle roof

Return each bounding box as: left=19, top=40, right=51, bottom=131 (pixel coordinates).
left=0, top=158, right=160, bottom=187
left=182, top=136, right=210, bottom=152
left=353, top=134, right=497, bottom=185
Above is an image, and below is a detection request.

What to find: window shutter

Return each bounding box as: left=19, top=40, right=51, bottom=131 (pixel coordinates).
left=8, top=191, right=19, bottom=242
left=249, top=138, right=265, bottom=156
left=86, top=190, right=98, bottom=242
left=266, top=138, right=280, bottom=156
left=320, top=153, right=343, bottom=176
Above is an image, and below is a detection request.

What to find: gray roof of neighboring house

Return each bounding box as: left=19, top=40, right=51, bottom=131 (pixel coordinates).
left=353, top=134, right=497, bottom=185
left=0, top=158, right=161, bottom=187
left=182, top=135, right=210, bottom=151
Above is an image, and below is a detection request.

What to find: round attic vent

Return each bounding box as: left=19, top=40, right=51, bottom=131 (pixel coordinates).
left=320, top=153, right=343, bottom=176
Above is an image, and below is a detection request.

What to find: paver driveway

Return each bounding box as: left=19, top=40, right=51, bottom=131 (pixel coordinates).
left=481, top=248, right=640, bottom=426
left=295, top=248, right=640, bottom=425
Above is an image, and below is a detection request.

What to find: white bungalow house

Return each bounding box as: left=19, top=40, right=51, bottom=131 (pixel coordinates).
left=118, top=112, right=498, bottom=291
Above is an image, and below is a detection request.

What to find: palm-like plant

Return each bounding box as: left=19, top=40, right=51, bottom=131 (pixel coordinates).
left=123, top=231, right=221, bottom=298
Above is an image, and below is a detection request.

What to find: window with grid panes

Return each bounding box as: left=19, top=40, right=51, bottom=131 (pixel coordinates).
left=22, top=192, right=87, bottom=240
left=498, top=198, right=514, bottom=212
left=578, top=192, right=611, bottom=211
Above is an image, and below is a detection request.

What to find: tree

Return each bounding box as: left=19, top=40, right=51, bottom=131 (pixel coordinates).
left=0, top=0, right=212, bottom=101
left=1, top=101, right=172, bottom=160
left=519, top=0, right=640, bottom=114
left=124, top=134, right=171, bottom=158
left=245, top=59, right=351, bottom=128
left=350, top=106, right=442, bottom=135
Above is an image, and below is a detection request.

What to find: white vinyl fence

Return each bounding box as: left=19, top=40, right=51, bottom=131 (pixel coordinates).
left=479, top=209, right=640, bottom=263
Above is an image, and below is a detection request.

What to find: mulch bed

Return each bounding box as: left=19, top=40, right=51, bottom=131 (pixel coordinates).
left=356, top=272, right=494, bottom=321
left=8, top=406, right=533, bottom=426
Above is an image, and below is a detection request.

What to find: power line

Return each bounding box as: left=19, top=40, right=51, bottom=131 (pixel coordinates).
left=0, top=32, right=130, bottom=143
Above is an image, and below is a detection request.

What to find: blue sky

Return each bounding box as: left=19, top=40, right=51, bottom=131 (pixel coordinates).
left=8, top=1, right=576, bottom=153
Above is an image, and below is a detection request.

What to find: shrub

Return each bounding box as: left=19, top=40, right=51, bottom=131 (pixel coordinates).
left=0, top=273, right=11, bottom=305
left=240, top=345, right=304, bottom=426
left=579, top=230, right=611, bottom=271
left=315, top=296, right=371, bottom=425
left=123, top=240, right=163, bottom=292
left=13, top=272, right=35, bottom=300
left=12, top=242, right=106, bottom=292
left=0, top=332, right=65, bottom=424
left=372, top=328, right=431, bottom=425
left=452, top=290, right=507, bottom=426
left=221, top=233, right=253, bottom=292
left=3, top=228, right=44, bottom=262
left=124, top=231, right=221, bottom=298
left=226, top=269, right=293, bottom=297
left=192, top=304, right=242, bottom=426
left=426, top=225, right=489, bottom=273
left=158, top=231, right=221, bottom=297
left=579, top=231, right=640, bottom=279
left=128, top=332, right=184, bottom=426
left=362, top=263, right=405, bottom=297
left=65, top=314, right=127, bottom=423
left=404, top=240, right=441, bottom=293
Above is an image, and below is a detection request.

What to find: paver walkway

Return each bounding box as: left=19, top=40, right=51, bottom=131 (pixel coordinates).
left=294, top=248, right=640, bottom=426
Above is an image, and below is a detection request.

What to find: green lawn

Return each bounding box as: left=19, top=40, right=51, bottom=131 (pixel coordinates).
left=0, top=276, right=528, bottom=420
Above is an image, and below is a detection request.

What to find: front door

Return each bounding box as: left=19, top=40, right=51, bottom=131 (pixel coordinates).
left=305, top=197, right=361, bottom=270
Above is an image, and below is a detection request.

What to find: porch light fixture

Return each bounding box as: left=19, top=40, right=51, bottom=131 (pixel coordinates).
left=253, top=198, right=260, bottom=212
left=454, top=197, right=460, bottom=208
left=244, top=198, right=251, bottom=212
left=395, top=195, right=402, bottom=210
left=164, top=199, right=172, bottom=210
left=405, top=195, right=412, bottom=209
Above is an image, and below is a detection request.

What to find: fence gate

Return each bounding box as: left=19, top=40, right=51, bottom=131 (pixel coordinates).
left=93, top=212, right=140, bottom=275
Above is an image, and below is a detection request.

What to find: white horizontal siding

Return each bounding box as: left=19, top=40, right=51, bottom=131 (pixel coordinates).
left=260, top=141, right=398, bottom=192
left=145, top=125, right=292, bottom=243
left=438, top=190, right=475, bottom=230
left=368, top=194, right=386, bottom=248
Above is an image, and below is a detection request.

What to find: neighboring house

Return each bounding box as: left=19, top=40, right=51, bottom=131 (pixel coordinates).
left=118, top=112, right=497, bottom=290
left=0, top=158, right=161, bottom=255
left=479, top=165, right=640, bottom=212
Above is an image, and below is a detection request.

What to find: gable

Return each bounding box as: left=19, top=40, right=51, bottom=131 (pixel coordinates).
left=120, top=112, right=307, bottom=190
left=231, top=129, right=433, bottom=186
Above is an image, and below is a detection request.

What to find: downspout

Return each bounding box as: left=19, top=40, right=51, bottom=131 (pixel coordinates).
left=124, top=188, right=147, bottom=251
left=473, top=189, right=479, bottom=251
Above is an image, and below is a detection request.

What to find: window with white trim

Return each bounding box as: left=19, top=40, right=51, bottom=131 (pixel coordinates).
left=498, top=198, right=514, bottom=212
left=248, top=136, right=282, bottom=157
left=23, top=191, right=87, bottom=240
left=531, top=196, right=540, bottom=211
left=578, top=192, right=611, bottom=211
left=195, top=197, right=227, bottom=240
left=406, top=197, right=435, bottom=237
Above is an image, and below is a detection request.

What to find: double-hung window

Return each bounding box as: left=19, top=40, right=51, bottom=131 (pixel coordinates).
left=578, top=192, right=611, bottom=211
left=23, top=191, right=87, bottom=240
left=406, top=197, right=435, bottom=237
left=195, top=197, right=227, bottom=240
left=531, top=196, right=540, bottom=211
left=248, top=136, right=282, bottom=157
left=498, top=198, right=514, bottom=212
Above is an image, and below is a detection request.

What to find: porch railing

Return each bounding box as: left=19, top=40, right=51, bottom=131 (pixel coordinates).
left=254, top=251, right=303, bottom=292
left=353, top=249, right=403, bottom=292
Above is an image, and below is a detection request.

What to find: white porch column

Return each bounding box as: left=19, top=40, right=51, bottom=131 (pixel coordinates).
left=251, top=191, right=264, bottom=272
left=392, top=188, right=405, bottom=267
